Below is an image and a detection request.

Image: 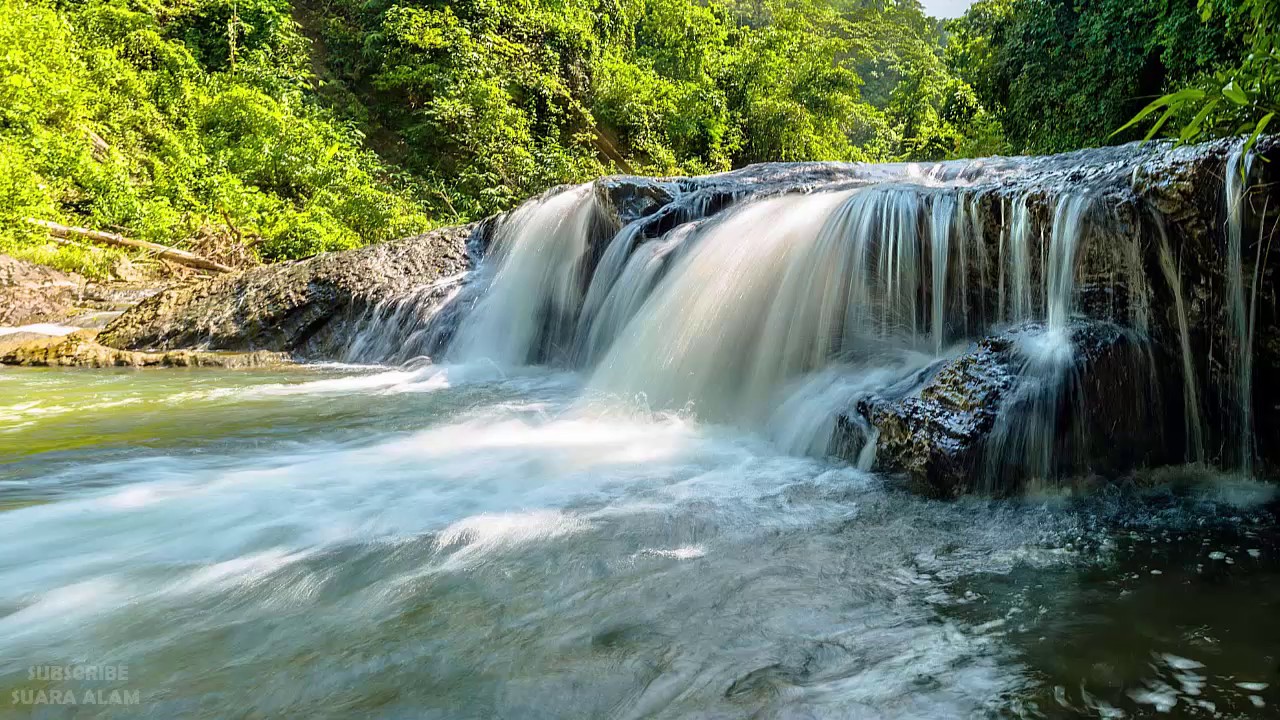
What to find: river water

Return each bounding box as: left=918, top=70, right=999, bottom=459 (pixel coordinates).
left=1, top=364, right=1276, bottom=718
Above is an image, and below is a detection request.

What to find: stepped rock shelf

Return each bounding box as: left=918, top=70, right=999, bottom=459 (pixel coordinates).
left=64, top=137, right=1280, bottom=495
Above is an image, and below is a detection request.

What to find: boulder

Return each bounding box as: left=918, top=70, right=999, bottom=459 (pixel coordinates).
left=0, top=254, right=168, bottom=329
left=0, top=255, right=83, bottom=326
left=835, top=322, right=1165, bottom=496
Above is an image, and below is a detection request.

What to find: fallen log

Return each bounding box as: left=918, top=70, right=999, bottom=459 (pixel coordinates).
left=26, top=219, right=233, bottom=273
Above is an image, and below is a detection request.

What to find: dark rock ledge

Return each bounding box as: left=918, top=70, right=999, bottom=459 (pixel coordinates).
left=96, top=224, right=477, bottom=356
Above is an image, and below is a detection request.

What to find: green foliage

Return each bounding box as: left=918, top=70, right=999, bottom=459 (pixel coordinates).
left=1115, top=0, right=1278, bottom=154
left=948, top=0, right=1246, bottom=154
left=0, top=0, right=432, bottom=277
left=321, top=0, right=1002, bottom=209
left=8, top=0, right=1262, bottom=280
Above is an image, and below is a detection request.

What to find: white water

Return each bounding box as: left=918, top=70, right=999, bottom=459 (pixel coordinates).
left=1225, top=150, right=1256, bottom=473
left=408, top=166, right=1180, bottom=482
left=448, top=185, right=600, bottom=365
left=342, top=274, right=467, bottom=364
left=4, top=363, right=1278, bottom=718
left=0, top=323, right=80, bottom=337
left=1005, top=194, right=1036, bottom=323
left=576, top=222, right=698, bottom=366
left=0, top=367, right=1037, bottom=717
left=326, top=144, right=1257, bottom=488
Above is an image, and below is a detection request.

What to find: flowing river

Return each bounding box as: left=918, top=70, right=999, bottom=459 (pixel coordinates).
left=1, top=364, right=1277, bottom=718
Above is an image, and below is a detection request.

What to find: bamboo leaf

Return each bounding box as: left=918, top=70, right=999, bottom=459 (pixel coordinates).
left=1223, top=81, right=1248, bottom=105
left=1245, top=112, right=1276, bottom=155
left=1113, top=89, right=1203, bottom=139
left=1145, top=104, right=1180, bottom=141
left=1113, top=98, right=1171, bottom=137
left=1180, top=99, right=1220, bottom=142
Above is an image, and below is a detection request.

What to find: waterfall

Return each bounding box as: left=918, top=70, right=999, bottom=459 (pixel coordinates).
left=330, top=139, right=1270, bottom=490
left=1225, top=150, right=1255, bottom=473
left=1006, top=195, right=1035, bottom=323
left=576, top=222, right=699, bottom=366
left=343, top=274, right=468, bottom=364
left=448, top=185, right=601, bottom=366
left=1046, top=195, right=1090, bottom=330
left=432, top=178, right=1124, bottom=480
left=1153, top=214, right=1206, bottom=463
left=980, top=194, right=1093, bottom=485
left=931, top=195, right=955, bottom=353
left=588, top=191, right=857, bottom=420
left=575, top=222, right=645, bottom=350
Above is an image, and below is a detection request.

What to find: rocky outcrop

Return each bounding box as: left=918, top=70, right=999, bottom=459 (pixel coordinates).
left=0, top=255, right=84, bottom=326
left=2, top=330, right=288, bottom=368
left=0, top=254, right=166, bottom=330
left=98, top=224, right=476, bottom=355
left=835, top=322, right=1165, bottom=497
left=95, top=179, right=686, bottom=360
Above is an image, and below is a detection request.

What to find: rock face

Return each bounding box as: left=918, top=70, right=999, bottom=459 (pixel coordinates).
left=0, top=254, right=166, bottom=331
left=0, top=255, right=84, bottom=326
left=95, top=179, right=683, bottom=361
left=98, top=224, right=476, bottom=355
left=2, top=330, right=288, bottom=368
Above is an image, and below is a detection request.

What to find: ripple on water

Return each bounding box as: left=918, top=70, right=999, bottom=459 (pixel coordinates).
left=0, top=366, right=1277, bottom=718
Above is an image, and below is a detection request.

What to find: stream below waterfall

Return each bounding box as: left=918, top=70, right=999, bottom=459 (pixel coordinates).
left=2, top=364, right=1278, bottom=719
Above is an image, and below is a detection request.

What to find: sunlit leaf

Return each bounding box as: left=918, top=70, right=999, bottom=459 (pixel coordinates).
left=1180, top=99, right=1220, bottom=142
left=1223, top=81, right=1248, bottom=105
left=1244, top=112, right=1275, bottom=155
left=1112, top=89, right=1203, bottom=138
left=1145, top=104, right=1181, bottom=141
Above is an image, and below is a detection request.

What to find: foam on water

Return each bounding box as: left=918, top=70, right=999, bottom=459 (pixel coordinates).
left=0, top=382, right=801, bottom=638
left=0, top=323, right=81, bottom=337
left=2, top=364, right=1278, bottom=718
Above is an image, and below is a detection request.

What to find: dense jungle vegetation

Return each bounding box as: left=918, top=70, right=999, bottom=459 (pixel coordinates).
left=0, top=0, right=1274, bottom=277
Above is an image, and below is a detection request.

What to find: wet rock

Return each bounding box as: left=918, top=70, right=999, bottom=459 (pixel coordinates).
left=836, top=322, right=1163, bottom=496
left=593, top=176, right=676, bottom=229
left=99, top=224, right=477, bottom=355
left=2, top=330, right=289, bottom=368
left=836, top=341, right=1012, bottom=497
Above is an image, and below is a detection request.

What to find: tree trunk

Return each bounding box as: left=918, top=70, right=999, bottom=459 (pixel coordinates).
left=27, top=219, right=232, bottom=273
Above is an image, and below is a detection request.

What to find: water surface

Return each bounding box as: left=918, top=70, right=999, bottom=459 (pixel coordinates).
left=1, top=365, right=1277, bottom=718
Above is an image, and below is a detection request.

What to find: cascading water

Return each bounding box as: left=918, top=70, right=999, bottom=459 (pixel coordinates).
left=342, top=273, right=468, bottom=364
left=575, top=221, right=698, bottom=366
left=1153, top=213, right=1207, bottom=463
left=334, top=139, right=1266, bottom=489
left=587, top=186, right=980, bottom=440
left=1226, top=150, right=1256, bottom=473
left=930, top=195, right=956, bottom=354
left=1005, top=194, right=1036, bottom=323
left=980, top=194, right=1095, bottom=486
left=590, top=191, right=859, bottom=420
left=448, top=185, right=601, bottom=366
